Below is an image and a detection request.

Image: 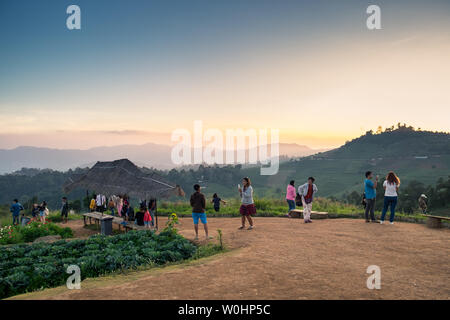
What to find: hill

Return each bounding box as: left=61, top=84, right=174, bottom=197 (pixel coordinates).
left=236, top=127, right=449, bottom=199
left=0, top=126, right=448, bottom=213
left=317, top=125, right=450, bottom=159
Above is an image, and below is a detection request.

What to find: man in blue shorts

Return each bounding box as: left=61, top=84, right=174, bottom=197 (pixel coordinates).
left=190, top=184, right=210, bottom=240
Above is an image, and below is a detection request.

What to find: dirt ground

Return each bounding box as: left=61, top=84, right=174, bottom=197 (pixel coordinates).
left=14, top=217, right=450, bottom=300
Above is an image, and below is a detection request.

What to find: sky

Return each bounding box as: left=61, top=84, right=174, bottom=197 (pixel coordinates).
left=0, top=0, right=449, bottom=150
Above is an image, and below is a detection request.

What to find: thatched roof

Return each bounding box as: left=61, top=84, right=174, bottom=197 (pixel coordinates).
left=63, top=159, right=184, bottom=199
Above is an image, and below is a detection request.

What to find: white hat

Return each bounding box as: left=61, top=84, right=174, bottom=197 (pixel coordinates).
left=420, top=194, right=427, bottom=198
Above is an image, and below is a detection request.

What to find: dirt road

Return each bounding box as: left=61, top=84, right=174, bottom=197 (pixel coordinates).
left=13, top=217, right=450, bottom=300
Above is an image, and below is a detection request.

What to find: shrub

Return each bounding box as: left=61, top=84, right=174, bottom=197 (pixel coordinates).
left=0, top=221, right=73, bottom=245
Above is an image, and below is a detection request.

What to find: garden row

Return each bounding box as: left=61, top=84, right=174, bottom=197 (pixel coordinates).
left=0, top=229, right=197, bottom=299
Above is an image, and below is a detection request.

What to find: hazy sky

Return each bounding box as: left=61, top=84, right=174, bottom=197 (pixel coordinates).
left=0, top=0, right=449, bottom=149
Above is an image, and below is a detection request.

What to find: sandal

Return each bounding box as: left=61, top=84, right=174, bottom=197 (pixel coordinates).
left=238, top=226, right=245, bottom=230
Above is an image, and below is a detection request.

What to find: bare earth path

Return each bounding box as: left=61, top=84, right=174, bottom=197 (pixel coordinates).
left=12, top=217, right=450, bottom=300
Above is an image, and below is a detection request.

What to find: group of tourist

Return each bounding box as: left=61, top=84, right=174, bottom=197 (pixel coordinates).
left=89, top=194, right=157, bottom=229
left=9, top=199, right=51, bottom=225
left=8, top=170, right=427, bottom=234
left=284, top=170, right=406, bottom=225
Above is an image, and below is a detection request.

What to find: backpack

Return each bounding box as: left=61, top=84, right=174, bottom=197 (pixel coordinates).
left=361, top=193, right=367, bottom=208
left=295, top=193, right=303, bottom=207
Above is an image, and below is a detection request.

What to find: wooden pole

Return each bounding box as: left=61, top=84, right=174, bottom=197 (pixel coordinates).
left=155, top=200, right=158, bottom=230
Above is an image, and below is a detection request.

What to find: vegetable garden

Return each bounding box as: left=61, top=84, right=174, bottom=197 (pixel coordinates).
left=0, top=229, right=197, bottom=299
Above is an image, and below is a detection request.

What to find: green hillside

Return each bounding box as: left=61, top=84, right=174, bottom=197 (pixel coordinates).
left=0, top=126, right=448, bottom=215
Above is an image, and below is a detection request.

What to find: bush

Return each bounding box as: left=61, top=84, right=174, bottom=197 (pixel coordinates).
left=0, top=229, right=196, bottom=299
left=0, top=221, right=73, bottom=245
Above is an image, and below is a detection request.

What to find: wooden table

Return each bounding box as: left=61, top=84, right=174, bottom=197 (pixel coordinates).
left=82, top=212, right=147, bottom=232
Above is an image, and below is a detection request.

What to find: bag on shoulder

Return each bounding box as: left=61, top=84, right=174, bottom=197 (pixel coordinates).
left=44, top=208, right=50, bottom=216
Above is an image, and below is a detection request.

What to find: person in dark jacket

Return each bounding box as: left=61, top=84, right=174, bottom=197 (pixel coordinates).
left=10, top=199, right=24, bottom=225
left=135, top=205, right=145, bottom=226
left=190, top=184, right=210, bottom=240
left=61, top=197, right=69, bottom=224
left=127, top=205, right=135, bottom=221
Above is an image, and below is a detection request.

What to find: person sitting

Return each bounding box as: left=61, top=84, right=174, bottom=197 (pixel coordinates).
left=135, top=206, right=145, bottom=226
left=127, top=205, right=135, bottom=221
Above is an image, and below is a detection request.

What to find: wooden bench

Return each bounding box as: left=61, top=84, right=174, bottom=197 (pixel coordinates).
left=288, top=209, right=328, bottom=219
left=422, top=214, right=450, bottom=228
left=114, top=219, right=147, bottom=232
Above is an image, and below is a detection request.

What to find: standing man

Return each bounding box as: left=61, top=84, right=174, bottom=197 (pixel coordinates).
left=61, top=197, right=69, bottom=224
left=364, top=171, right=378, bottom=223
left=298, top=177, right=318, bottom=223
left=10, top=199, right=24, bottom=225
left=96, top=194, right=105, bottom=213
left=190, top=184, right=210, bottom=240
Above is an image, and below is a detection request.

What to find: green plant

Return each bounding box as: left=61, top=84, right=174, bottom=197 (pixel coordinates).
left=0, top=229, right=197, bottom=299
left=164, top=213, right=179, bottom=233
left=0, top=221, right=73, bottom=245
left=217, top=229, right=224, bottom=250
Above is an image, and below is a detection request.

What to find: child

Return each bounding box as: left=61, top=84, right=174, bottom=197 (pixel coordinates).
left=31, top=203, right=40, bottom=221
left=144, top=208, right=152, bottom=229
left=211, top=193, right=226, bottom=212
left=39, top=201, right=48, bottom=223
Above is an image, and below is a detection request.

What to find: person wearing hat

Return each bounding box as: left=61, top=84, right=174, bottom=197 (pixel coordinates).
left=419, top=194, right=428, bottom=214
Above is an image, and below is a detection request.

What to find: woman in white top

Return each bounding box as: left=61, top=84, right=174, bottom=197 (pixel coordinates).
left=381, top=171, right=400, bottom=224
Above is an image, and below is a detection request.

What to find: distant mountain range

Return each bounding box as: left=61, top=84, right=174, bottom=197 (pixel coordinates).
left=0, top=126, right=448, bottom=208
left=0, top=142, right=327, bottom=174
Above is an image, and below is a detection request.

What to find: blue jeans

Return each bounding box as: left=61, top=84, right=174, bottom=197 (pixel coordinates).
left=381, top=196, right=398, bottom=222
left=286, top=199, right=296, bottom=211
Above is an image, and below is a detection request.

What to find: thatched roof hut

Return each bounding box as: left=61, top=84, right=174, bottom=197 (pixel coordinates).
left=63, top=159, right=184, bottom=199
